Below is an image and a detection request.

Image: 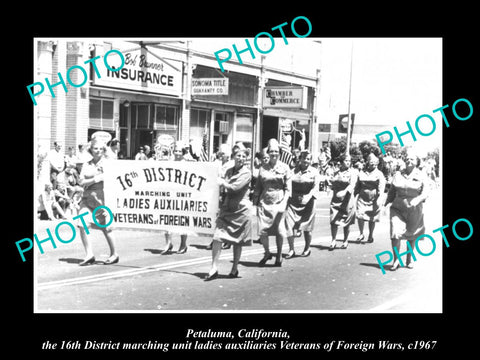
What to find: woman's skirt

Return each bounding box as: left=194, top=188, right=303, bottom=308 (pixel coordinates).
left=285, top=196, right=316, bottom=237
left=214, top=201, right=253, bottom=246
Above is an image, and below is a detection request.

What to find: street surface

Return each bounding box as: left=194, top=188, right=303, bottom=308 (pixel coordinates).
left=35, top=188, right=442, bottom=312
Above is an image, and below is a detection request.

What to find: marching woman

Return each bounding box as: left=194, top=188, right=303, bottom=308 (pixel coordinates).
left=285, top=150, right=320, bottom=258
left=384, top=148, right=430, bottom=270
left=76, top=138, right=119, bottom=266
left=205, top=144, right=253, bottom=280
left=355, top=153, right=386, bottom=243
left=160, top=141, right=189, bottom=254
left=329, top=153, right=358, bottom=250
left=253, top=139, right=291, bottom=267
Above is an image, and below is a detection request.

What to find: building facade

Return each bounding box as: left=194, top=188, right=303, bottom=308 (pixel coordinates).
left=34, top=39, right=320, bottom=161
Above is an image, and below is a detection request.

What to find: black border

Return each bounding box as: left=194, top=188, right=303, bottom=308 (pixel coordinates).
left=8, top=5, right=478, bottom=357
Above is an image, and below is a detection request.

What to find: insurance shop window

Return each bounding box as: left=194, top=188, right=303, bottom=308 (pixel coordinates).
left=89, top=98, right=114, bottom=130
left=154, top=105, right=178, bottom=138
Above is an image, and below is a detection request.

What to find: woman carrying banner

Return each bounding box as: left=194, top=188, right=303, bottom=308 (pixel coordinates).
left=329, top=153, right=358, bottom=250
left=285, top=150, right=320, bottom=258
left=384, top=148, right=430, bottom=270
left=161, top=141, right=189, bottom=254
left=205, top=144, right=252, bottom=280
left=76, top=138, right=119, bottom=266
left=355, top=153, right=386, bottom=243
left=253, top=139, right=291, bottom=267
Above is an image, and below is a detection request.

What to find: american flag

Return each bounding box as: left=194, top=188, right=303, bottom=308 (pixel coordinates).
left=200, top=120, right=209, bottom=161
left=279, top=132, right=294, bottom=166
left=321, top=145, right=332, bottom=171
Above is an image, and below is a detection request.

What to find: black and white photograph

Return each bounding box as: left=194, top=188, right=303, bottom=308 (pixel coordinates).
left=32, top=36, right=443, bottom=313
left=8, top=7, right=478, bottom=358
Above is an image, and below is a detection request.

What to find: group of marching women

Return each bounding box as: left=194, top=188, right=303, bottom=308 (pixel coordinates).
left=74, top=136, right=431, bottom=278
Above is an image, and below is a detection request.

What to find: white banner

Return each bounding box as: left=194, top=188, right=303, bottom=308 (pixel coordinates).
left=103, top=160, right=219, bottom=234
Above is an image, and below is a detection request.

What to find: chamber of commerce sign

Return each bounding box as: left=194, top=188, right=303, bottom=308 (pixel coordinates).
left=263, top=86, right=307, bottom=109
left=192, top=78, right=229, bottom=96
left=92, top=46, right=182, bottom=97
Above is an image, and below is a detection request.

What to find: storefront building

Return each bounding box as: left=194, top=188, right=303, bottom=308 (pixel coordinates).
left=34, top=39, right=320, bottom=162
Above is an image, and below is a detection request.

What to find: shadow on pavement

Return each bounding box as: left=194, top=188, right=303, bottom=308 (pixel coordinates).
left=359, top=262, right=382, bottom=269
left=58, top=258, right=106, bottom=266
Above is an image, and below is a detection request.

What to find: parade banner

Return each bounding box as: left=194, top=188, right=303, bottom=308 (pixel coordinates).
left=103, top=160, right=219, bottom=234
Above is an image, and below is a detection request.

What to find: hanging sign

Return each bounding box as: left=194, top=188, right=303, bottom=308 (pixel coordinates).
left=92, top=44, right=182, bottom=97
left=192, top=78, right=229, bottom=95
left=263, top=86, right=307, bottom=109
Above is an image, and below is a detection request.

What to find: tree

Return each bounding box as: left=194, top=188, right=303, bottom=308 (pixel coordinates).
left=328, top=137, right=362, bottom=164
left=329, top=137, right=346, bottom=162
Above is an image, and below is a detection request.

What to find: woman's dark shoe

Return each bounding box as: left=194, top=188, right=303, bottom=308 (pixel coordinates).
left=259, top=253, right=273, bottom=266
left=329, top=240, right=336, bottom=251
left=301, top=249, right=311, bottom=257
left=160, top=243, right=173, bottom=255
left=104, top=255, right=119, bottom=265
left=177, top=246, right=188, bottom=254
left=79, top=256, right=95, bottom=266
left=204, top=271, right=218, bottom=281
left=228, top=269, right=239, bottom=278
left=274, top=258, right=283, bottom=267
left=390, top=260, right=400, bottom=271
left=366, top=237, right=374, bottom=243
left=285, top=250, right=296, bottom=259
left=222, top=243, right=231, bottom=250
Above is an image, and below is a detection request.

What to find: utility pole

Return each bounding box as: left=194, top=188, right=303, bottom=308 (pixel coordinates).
left=346, top=40, right=354, bottom=155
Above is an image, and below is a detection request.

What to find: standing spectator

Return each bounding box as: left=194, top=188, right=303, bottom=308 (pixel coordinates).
left=384, top=148, right=430, bottom=270
left=106, top=138, right=120, bottom=159
left=161, top=142, right=189, bottom=255
left=252, top=148, right=269, bottom=189
left=324, top=163, right=334, bottom=195
left=329, top=154, right=358, bottom=250
left=252, top=139, right=291, bottom=267
left=205, top=145, right=253, bottom=280
left=64, top=146, right=77, bottom=169
left=76, top=138, right=119, bottom=266
left=135, top=146, right=147, bottom=160
left=76, top=144, right=92, bottom=174
left=285, top=150, right=320, bottom=258
left=144, top=145, right=153, bottom=159
left=355, top=153, right=386, bottom=243
left=48, top=141, right=65, bottom=177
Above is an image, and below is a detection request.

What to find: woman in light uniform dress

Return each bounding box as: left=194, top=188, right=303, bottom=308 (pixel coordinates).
left=384, top=148, right=430, bottom=270
left=252, top=139, right=291, bottom=267
left=329, top=154, right=358, bottom=250
left=285, top=150, right=320, bottom=258
left=355, top=153, right=386, bottom=243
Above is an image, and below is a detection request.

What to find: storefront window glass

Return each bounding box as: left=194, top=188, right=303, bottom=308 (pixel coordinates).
left=136, top=104, right=150, bottom=129
left=89, top=98, right=114, bottom=130
left=102, top=100, right=113, bottom=119
left=235, top=114, right=253, bottom=149
left=190, top=109, right=209, bottom=139
left=154, top=104, right=178, bottom=138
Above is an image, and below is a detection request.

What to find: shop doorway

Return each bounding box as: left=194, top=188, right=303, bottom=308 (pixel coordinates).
left=133, top=130, right=155, bottom=158
left=261, top=115, right=279, bottom=149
